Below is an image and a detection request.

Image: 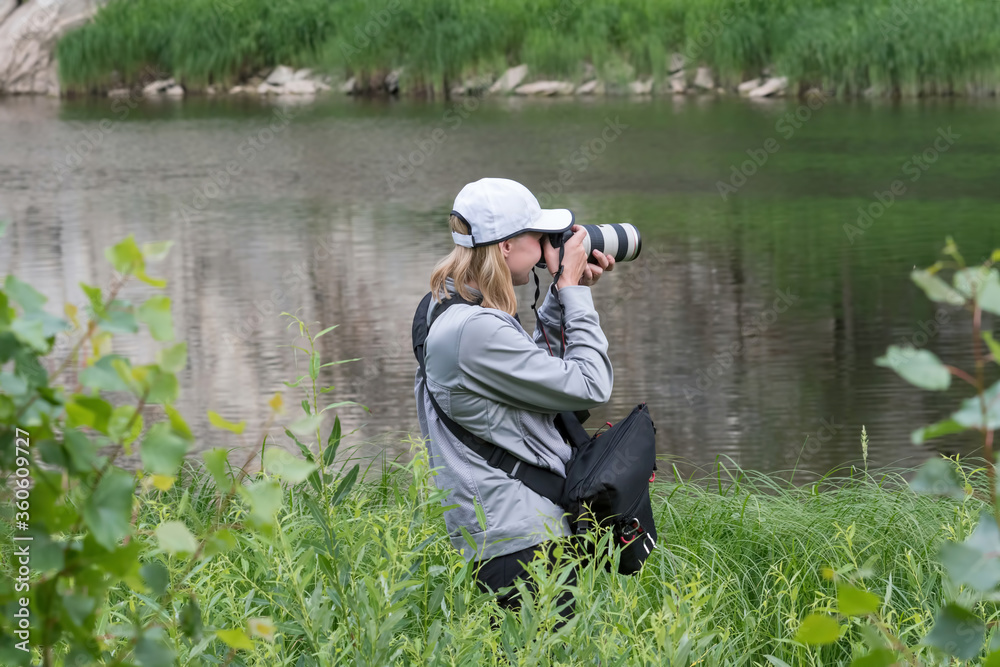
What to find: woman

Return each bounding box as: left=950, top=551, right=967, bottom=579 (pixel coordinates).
left=413, top=177, right=615, bottom=623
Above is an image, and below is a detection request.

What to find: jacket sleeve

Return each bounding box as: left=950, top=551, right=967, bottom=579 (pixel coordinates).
left=457, top=286, right=613, bottom=413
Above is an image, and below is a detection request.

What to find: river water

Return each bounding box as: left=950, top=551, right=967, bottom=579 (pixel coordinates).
left=1, top=93, right=998, bottom=479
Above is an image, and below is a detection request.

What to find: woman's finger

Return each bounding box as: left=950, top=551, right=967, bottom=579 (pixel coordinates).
left=593, top=249, right=610, bottom=269
left=605, top=255, right=615, bottom=271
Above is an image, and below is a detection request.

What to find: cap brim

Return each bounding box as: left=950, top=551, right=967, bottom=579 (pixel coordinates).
left=524, top=208, right=574, bottom=235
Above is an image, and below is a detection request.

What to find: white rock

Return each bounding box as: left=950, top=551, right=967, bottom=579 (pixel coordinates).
left=282, top=79, right=316, bottom=95
left=228, top=85, right=245, bottom=94
left=450, top=85, right=466, bottom=97
left=313, top=80, right=331, bottom=91
left=292, top=68, right=312, bottom=81
left=340, top=76, right=357, bottom=94
left=628, top=79, right=653, bottom=95
left=514, top=80, right=574, bottom=96
left=107, top=87, right=130, bottom=98
left=737, top=78, right=762, bottom=95
left=205, top=84, right=217, bottom=95
left=0, top=0, right=17, bottom=24
left=385, top=68, right=401, bottom=94
left=748, top=76, right=788, bottom=98
left=266, top=65, right=295, bottom=85
left=489, top=64, right=528, bottom=94
left=693, top=67, right=714, bottom=90
left=668, top=53, right=686, bottom=74
left=257, top=82, right=281, bottom=95
left=669, top=70, right=686, bottom=93
left=575, top=79, right=604, bottom=95
left=142, top=78, right=175, bottom=96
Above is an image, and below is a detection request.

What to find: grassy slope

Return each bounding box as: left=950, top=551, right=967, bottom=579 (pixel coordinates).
left=98, top=439, right=997, bottom=666
left=57, top=0, right=1000, bottom=96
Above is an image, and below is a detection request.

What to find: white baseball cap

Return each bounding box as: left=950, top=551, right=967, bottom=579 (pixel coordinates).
left=450, top=177, right=574, bottom=247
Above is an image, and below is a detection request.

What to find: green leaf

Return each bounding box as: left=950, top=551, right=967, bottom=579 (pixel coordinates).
left=795, top=614, right=841, bottom=645
left=262, top=447, right=317, bottom=484
left=108, top=404, right=143, bottom=448
left=985, top=332, right=1000, bottom=365
left=289, top=413, right=323, bottom=436
left=940, top=512, right=1000, bottom=592
left=156, top=342, right=187, bottom=373
left=140, top=422, right=189, bottom=476
left=97, top=301, right=138, bottom=334
left=202, top=448, right=232, bottom=491
left=156, top=521, right=198, bottom=556
left=179, top=597, right=203, bottom=642
left=164, top=405, right=193, bottom=440
left=911, top=418, right=966, bottom=445
left=141, top=240, right=174, bottom=262
left=958, top=268, right=1000, bottom=316
left=459, top=526, right=478, bottom=554
left=912, top=269, right=966, bottom=306
left=837, top=584, right=880, bottom=616
left=310, top=351, right=320, bottom=380
left=140, top=561, right=169, bottom=597
left=80, top=282, right=105, bottom=316
left=314, top=324, right=338, bottom=340
left=909, top=457, right=965, bottom=499
left=4, top=275, right=47, bottom=312
left=875, top=345, right=951, bottom=391
left=323, top=416, right=342, bottom=466
left=243, top=479, right=283, bottom=528
left=474, top=497, right=487, bottom=532
left=763, top=657, right=792, bottom=667
left=923, top=603, right=985, bottom=660
left=216, top=628, right=254, bottom=651
left=950, top=380, right=1000, bottom=430
left=203, top=529, right=237, bottom=558
left=849, top=648, right=897, bottom=667
left=284, top=428, right=315, bottom=463
left=331, top=464, right=359, bottom=507
left=138, top=295, right=174, bottom=341
left=985, top=650, right=1000, bottom=667
left=79, top=354, right=132, bottom=392
left=66, top=396, right=113, bottom=434
left=208, top=410, right=246, bottom=434
left=105, top=235, right=145, bottom=275
left=63, top=428, right=101, bottom=475
left=10, top=316, right=48, bottom=352
left=83, top=470, right=135, bottom=550
left=135, top=627, right=175, bottom=667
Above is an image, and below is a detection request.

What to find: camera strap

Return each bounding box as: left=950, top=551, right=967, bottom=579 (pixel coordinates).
left=412, top=291, right=568, bottom=507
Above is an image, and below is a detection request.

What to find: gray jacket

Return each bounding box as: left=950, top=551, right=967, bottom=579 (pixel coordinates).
left=414, top=276, right=614, bottom=562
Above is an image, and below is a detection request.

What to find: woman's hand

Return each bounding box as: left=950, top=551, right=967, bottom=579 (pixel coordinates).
left=543, top=225, right=590, bottom=289
left=579, top=249, right=615, bottom=287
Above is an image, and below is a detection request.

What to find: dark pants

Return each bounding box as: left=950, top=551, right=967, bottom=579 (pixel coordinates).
left=473, top=539, right=580, bottom=629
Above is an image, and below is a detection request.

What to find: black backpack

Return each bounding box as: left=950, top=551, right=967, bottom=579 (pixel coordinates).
left=412, top=291, right=658, bottom=575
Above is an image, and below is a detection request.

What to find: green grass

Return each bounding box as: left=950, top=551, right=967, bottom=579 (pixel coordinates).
left=57, top=0, right=1000, bottom=96
left=87, top=437, right=1000, bottom=666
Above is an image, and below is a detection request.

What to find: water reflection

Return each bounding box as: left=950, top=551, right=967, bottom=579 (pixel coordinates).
left=1, top=94, right=997, bottom=480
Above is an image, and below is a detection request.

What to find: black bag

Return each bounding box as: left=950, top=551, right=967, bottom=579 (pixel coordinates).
left=561, top=403, right=658, bottom=575
left=412, top=292, right=659, bottom=575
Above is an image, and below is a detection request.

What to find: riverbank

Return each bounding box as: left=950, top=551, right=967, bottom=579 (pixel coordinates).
left=100, top=451, right=993, bottom=665
left=52, top=0, right=1000, bottom=101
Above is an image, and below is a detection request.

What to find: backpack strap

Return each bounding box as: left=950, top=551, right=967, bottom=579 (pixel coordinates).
left=412, top=291, right=567, bottom=507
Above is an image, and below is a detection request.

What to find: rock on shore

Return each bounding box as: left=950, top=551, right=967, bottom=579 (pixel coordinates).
left=0, top=0, right=108, bottom=95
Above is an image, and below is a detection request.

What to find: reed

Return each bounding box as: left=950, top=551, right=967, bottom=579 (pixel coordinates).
left=96, top=441, right=998, bottom=666
left=57, top=0, right=1000, bottom=97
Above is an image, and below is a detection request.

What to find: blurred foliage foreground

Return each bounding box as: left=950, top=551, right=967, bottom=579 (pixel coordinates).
left=1, top=232, right=1000, bottom=666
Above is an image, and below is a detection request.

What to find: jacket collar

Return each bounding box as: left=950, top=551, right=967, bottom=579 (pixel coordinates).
left=444, top=277, right=484, bottom=304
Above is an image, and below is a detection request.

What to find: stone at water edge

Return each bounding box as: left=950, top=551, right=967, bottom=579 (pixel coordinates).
left=282, top=80, right=317, bottom=95
left=748, top=76, right=789, bottom=98
left=292, top=68, right=313, bottom=81
left=514, top=80, right=575, bottom=96
left=164, top=85, right=184, bottom=97
left=693, top=67, right=714, bottom=90
left=266, top=65, right=295, bottom=86
left=669, top=70, right=687, bottom=94
left=489, top=64, right=529, bottom=94
left=668, top=53, right=686, bottom=75
left=575, top=79, right=604, bottom=95
left=737, top=78, right=763, bottom=96
left=142, top=78, right=175, bottom=96
left=628, top=79, right=653, bottom=95
left=340, top=77, right=357, bottom=94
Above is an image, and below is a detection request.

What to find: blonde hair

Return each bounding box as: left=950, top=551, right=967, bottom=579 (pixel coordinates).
left=429, top=215, right=518, bottom=315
